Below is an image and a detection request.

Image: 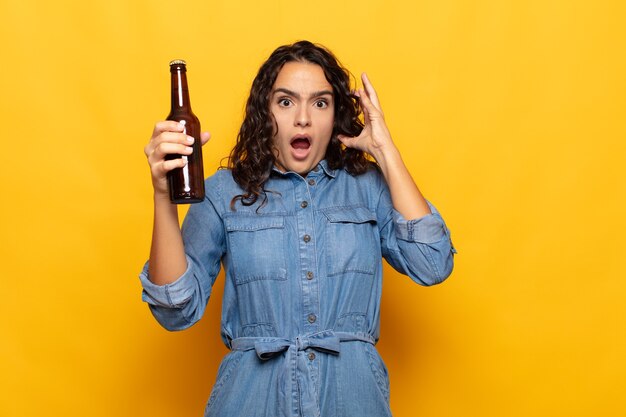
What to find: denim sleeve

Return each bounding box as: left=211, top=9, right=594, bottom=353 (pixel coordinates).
left=138, top=175, right=226, bottom=331
left=375, top=173, right=456, bottom=286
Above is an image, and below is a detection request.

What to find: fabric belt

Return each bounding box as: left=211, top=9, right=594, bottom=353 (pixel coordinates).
left=229, top=330, right=375, bottom=417
left=230, top=329, right=374, bottom=359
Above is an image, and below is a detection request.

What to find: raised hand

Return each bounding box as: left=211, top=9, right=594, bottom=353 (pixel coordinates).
left=337, top=73, right=394, bottom=159
left=144, top=121, right=210, bottom=285
left=339, top=73, right=431, bottom=219
left=144, top=121, right=211, bottom=197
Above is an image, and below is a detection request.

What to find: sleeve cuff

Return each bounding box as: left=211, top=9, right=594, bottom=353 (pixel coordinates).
left=139, top=256, right=196, bottom=308
left=393, top=201, right=448, bottom=244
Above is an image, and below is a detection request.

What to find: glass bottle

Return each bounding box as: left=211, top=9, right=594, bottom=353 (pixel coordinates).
left=166, top=59, right=205, bottom=204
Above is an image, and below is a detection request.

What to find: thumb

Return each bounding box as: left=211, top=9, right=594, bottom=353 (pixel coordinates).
left=336, top=134, right=350, bottom=143
left=337, top=134, right=357, bottom=148
left=200, top=131, right=211, bottom=145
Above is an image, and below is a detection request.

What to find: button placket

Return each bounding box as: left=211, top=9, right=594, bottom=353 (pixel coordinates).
left=293, top=176, right=319, bottom=333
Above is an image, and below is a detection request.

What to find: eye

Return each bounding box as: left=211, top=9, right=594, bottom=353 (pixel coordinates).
left=278, top=98, right=292, bottom=107
left=314, top=99, right=328, bottom=109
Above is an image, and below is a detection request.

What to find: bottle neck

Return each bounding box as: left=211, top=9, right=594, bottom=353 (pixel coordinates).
left=170, top=66, right=192, bottom=111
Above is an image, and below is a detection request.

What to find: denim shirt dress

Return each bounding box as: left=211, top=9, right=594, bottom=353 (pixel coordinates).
left=139, top=160, right=455, bottom=417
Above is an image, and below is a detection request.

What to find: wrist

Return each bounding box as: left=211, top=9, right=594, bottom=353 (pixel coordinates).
left=370, top=142, right=401, bottom=169
left=153, top=190, right=176, bottom=209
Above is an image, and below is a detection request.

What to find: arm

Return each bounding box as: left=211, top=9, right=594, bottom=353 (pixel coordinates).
left=376, top=178, right=455, bottom=285
left=338, top=73, right=430, bottom=220
left=139, top=190, right=225, bottom=330
left=339, top=73, right=455, bottom=284
left=143, top=121, right=211, bottom=285
left=140, top=121, right=218, bottom=330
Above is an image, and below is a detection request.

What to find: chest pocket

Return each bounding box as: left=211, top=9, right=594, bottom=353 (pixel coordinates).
left=322, top=206, right=379, bottom=277
left=224, top=215, right=287, bottom=285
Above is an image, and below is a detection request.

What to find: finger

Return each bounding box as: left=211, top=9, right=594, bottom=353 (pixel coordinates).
left=161, top=157, right=188, bottom=173
left=153, top=120, right=185, bottom=136
left=361, top=73, right=383, bottom=113
left=153, top=132, right=195, bottom=150
left=158, top=130, right=194, bottom=143
left=146, top=133, right=191, bottom=157
left=145, top=131, right=191, bottom=156
left=152, top=158, right=187, bottom=178
left=149, top=142, right=193, bottom=164
left=358, top=88, right=379, bottom=120
left=360, top=92, right=372, bottom=122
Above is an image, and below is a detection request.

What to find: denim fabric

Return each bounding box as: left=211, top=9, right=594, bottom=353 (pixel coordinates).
left=139, top=160, right=455, bottom=417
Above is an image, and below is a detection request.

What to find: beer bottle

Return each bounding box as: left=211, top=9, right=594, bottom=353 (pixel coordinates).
left=166, top=59, right=205, bottom=204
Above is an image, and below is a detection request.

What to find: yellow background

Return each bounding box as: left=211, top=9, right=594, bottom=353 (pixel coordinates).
left=1, top=0, right=624, bottom=416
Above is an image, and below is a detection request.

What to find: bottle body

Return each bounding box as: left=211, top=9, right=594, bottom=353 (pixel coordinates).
left=166, top=60, right=205, bottom=204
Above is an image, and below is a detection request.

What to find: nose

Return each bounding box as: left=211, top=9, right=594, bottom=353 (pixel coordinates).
left=295, top=105, right=311, bottom=127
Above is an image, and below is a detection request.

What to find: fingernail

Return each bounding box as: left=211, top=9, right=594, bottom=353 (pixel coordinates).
left=187, top=136, right=195, bottom=144
left=186, top=146, right=193, bottom=153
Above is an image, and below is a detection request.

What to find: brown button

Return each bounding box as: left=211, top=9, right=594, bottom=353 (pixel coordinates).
left=306, top=271, right=314, bottom=280
left=313, top=166, right=319, bottom=172
left=307, top=314, right=317, bottom=323
left=303, top=234, right=311, bottom=243
left=301, top=201, right=308, bottom=208
left=308, top=352, right=316, bottom=361
left=308, top=179, right=316, bottom=186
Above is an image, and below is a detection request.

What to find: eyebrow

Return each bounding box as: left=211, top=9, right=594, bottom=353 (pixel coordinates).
left=272, top=87, right=334, bottom=99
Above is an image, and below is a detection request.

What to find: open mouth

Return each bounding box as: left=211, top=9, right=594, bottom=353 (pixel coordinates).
left=289, top=135, right=312, bottom=161
left=290, top=135, right=311, bottom=150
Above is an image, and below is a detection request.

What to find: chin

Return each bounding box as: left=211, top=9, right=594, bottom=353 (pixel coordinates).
left=275, top=154, right=309, bottom=173
left=291, top=163, right=311, bottom=174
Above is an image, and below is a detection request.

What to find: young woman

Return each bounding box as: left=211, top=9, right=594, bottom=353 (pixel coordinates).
left=141, top=40, right=455, bottom=417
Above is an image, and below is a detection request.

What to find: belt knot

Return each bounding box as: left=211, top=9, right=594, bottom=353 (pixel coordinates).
left=230, top=330, right=374, bottom=360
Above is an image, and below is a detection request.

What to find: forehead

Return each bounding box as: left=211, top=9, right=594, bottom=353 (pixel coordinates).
left=272, top=61, right=332, bottom=93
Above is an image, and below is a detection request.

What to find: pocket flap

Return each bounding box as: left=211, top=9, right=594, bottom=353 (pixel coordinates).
left=224, top=215, right=285, bottom=232
left=322, top=206, right=377, bottom=224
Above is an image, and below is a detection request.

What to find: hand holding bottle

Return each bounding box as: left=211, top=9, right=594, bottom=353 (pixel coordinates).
left=144, top=121, right=211, bottom=199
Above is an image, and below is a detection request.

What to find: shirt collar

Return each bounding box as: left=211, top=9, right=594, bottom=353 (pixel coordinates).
left=316, top=160, right=337, bottom=178
left=271, top=160, right=337, bottom=179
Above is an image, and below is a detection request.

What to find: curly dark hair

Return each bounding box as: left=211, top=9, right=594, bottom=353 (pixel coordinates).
left=228, top=40, right=370, bottom=209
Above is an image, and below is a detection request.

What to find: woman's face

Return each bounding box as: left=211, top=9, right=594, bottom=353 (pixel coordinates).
left=270, top=61, right=335, bottom=175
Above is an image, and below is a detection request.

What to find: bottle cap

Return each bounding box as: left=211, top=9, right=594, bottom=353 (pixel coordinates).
left=169, top=59, right=187, bottom=66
